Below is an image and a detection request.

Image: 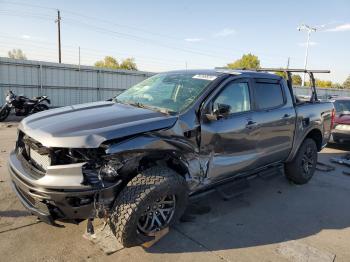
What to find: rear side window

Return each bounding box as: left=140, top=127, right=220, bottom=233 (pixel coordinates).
left=253, top=81, right=284, bottom=110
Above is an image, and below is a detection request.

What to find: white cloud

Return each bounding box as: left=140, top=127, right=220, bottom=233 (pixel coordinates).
left=326, top=23, right=350, bottom=32
left=184, top=38, right=202, bottom=42
left=214, top=28, right=236, bottom=37
left=298, top=41, right=318, bottom=47
left=21, top=34, right=31, bottom=39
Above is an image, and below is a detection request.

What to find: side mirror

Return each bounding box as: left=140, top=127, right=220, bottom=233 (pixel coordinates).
left=204, top=113, right=218, bottom=121
left=216, top=103, right=231, bottom=115
left=203, top=103, right=231, bottom=121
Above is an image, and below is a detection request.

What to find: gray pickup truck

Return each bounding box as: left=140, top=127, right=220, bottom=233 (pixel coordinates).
left=9, top=68, right=334, bottom=247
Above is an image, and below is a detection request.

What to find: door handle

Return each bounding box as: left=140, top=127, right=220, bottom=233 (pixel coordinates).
left=246, top=120, right=257, bottom=129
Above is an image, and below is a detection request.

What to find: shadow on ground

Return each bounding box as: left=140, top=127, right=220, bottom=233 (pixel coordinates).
left=327, top=142, right=350, bottom=151
left=0, top=210, right=31, bottom=218
left=145, top=146, right=350, bottom=254
left=0, top=114, right=24, bottom=123
left=2, top=113, right=350, bottom=256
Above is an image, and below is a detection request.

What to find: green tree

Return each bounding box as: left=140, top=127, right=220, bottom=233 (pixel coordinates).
left=343, top=75, right=350, bottom=89
left=315, top=79, right=332, bottom=88
left=333, top=83, right=343, bottom=89
left=227, top=53, right=260, bottom=69
left=274, top=72, right=302, bottom=86
left=275, top=71, right=287, bottom=78
left=94, top=56, right=138, bottom=70
left=119, top=58, right=137, bottom=70
left=94, top=56, right=119, bottom=69
left=8, top=49, right=27, bottom=60
left=292, top=75, right=302, bottom=86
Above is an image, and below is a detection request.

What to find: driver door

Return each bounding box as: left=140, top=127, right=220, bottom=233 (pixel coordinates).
left=200, top=78, right=259, bottom=182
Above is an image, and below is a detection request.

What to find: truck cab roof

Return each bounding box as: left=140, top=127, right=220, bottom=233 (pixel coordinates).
left=164, top=69, right=282, bottom=80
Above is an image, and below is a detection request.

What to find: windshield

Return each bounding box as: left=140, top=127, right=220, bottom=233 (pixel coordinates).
left=334, top=100, right=350, bottom=113
left=115, top=73, right=216, bottom=114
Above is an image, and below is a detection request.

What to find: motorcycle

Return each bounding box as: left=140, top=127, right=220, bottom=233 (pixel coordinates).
left=0, top=90, right=51, bottom=121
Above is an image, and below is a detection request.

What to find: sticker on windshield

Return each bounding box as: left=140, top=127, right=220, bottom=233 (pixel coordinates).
left=192, top=74, right=217, bottom=81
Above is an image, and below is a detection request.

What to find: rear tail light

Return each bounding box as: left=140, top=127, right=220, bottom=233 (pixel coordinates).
left=330, top=108, right=335, bottom=130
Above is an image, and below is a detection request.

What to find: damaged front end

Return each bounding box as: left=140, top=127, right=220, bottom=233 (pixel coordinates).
left=9, top=124, right=211, bottom=225
left=9, top=133, right=129, bottom=224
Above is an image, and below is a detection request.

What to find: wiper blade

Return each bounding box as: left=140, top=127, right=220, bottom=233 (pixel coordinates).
left=128, top=102, right=147, bottom=108
left=128, top=102, right=175, bottom=115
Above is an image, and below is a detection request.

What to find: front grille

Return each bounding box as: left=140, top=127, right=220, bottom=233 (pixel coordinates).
left=17, top=131, right=51, bottom=173
left=29, top=148, right=51, bottom=170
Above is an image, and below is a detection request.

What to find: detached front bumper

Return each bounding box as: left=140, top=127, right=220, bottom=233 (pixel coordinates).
left=8, top=151, right=120, bottom=224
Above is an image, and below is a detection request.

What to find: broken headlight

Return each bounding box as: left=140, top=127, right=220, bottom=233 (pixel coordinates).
left=82, top=159, right=122, bottom=186
left=99, top=162, right=120, bottom=182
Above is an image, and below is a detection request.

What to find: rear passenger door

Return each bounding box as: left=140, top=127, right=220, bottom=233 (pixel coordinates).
left=251, top=79, right=296, bottom=166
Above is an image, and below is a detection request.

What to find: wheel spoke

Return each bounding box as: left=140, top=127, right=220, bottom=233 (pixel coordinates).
left=137, top=194, right=176, bottom=234
left=159, top=209, right=167, bottom=221
left=154, top=214, right=162, bottom=228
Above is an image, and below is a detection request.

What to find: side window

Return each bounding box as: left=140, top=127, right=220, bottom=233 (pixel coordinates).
left=253, top=81, right=284, bottom=110
left=213, top=82, right=250, bottom=115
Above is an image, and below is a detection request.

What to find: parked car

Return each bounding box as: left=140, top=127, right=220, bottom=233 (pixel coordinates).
left=331, top=97, right=350, bottom=143
left=8, top=68, right=334, bottom=247
left=0, top=90, right=50, bottom=121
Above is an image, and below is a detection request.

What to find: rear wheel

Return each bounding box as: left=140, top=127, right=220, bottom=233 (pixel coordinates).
left=110, top=166, right=188, bottom=247
left=285, top=138, right=318, bottom=184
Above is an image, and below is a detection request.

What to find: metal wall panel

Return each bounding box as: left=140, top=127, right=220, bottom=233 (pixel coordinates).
left=2, top=57, right=349, bottom=109
left=0, top=57, right=154, bottom=107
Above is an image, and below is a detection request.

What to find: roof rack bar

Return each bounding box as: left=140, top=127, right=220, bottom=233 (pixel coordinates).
left=255, top=68, right=330, bottom=74
left=215, top=67, right=330, bottom=74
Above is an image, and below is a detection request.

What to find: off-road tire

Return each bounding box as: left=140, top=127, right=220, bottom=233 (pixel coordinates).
left=110, top=166, right=188, bottom=247
left=285, top=138, right=318, bottom=184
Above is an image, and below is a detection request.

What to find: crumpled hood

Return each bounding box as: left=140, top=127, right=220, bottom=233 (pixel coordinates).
left=19, top=101, right=177, bottom=148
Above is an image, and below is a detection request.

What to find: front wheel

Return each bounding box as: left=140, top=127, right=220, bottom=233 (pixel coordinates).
left=110, top=166, right=188, bottom=247
left=285, top=138, right=318, bottom=184
left=0, top=106, right=10, bottom=122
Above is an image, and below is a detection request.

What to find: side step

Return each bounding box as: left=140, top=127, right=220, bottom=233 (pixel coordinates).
left=258, top=164, right=284, bottom=180
left=215, top=178, right=250, bottom=200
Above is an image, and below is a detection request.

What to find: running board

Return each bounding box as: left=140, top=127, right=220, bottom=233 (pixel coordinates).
left=257, top=164, right=284, bottom=180
left=215, top=178, right=250, bottom=200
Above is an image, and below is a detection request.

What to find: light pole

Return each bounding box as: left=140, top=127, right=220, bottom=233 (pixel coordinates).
left=297, top=24, right=317, bottom=86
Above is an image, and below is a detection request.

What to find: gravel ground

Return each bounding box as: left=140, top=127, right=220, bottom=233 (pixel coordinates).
left=1, top=115, right=350, bottom=262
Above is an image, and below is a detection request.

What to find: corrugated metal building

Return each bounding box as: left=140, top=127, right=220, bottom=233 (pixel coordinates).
left=1, top=57, right=349, bottom=108
left=0, top=57, right=154, bottom=107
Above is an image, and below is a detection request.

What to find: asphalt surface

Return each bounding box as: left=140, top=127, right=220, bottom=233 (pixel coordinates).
left=1, top=115, right=350, bottom=261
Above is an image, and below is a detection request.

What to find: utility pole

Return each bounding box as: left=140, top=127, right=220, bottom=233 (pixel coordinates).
left=55, top=10, right=62, bottom=63
left=78, top=46, right=81, bottom=69
left=286, top=57, right=290, bottom=69
left=297, top=24, right=317, bottom=86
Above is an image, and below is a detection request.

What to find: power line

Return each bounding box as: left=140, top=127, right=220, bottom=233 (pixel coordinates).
left=0, top=38, right=209, bottom=69
left=0, top=2, right=291, bottom=61
left=0, top=1, right=299, bottom=69
left=0, top=0, right=56, bottom=11
left=0, top=34, right=207, bottom=66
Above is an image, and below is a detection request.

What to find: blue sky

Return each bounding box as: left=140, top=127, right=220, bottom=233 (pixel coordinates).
left=0, top=0, right=349, bottom=83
